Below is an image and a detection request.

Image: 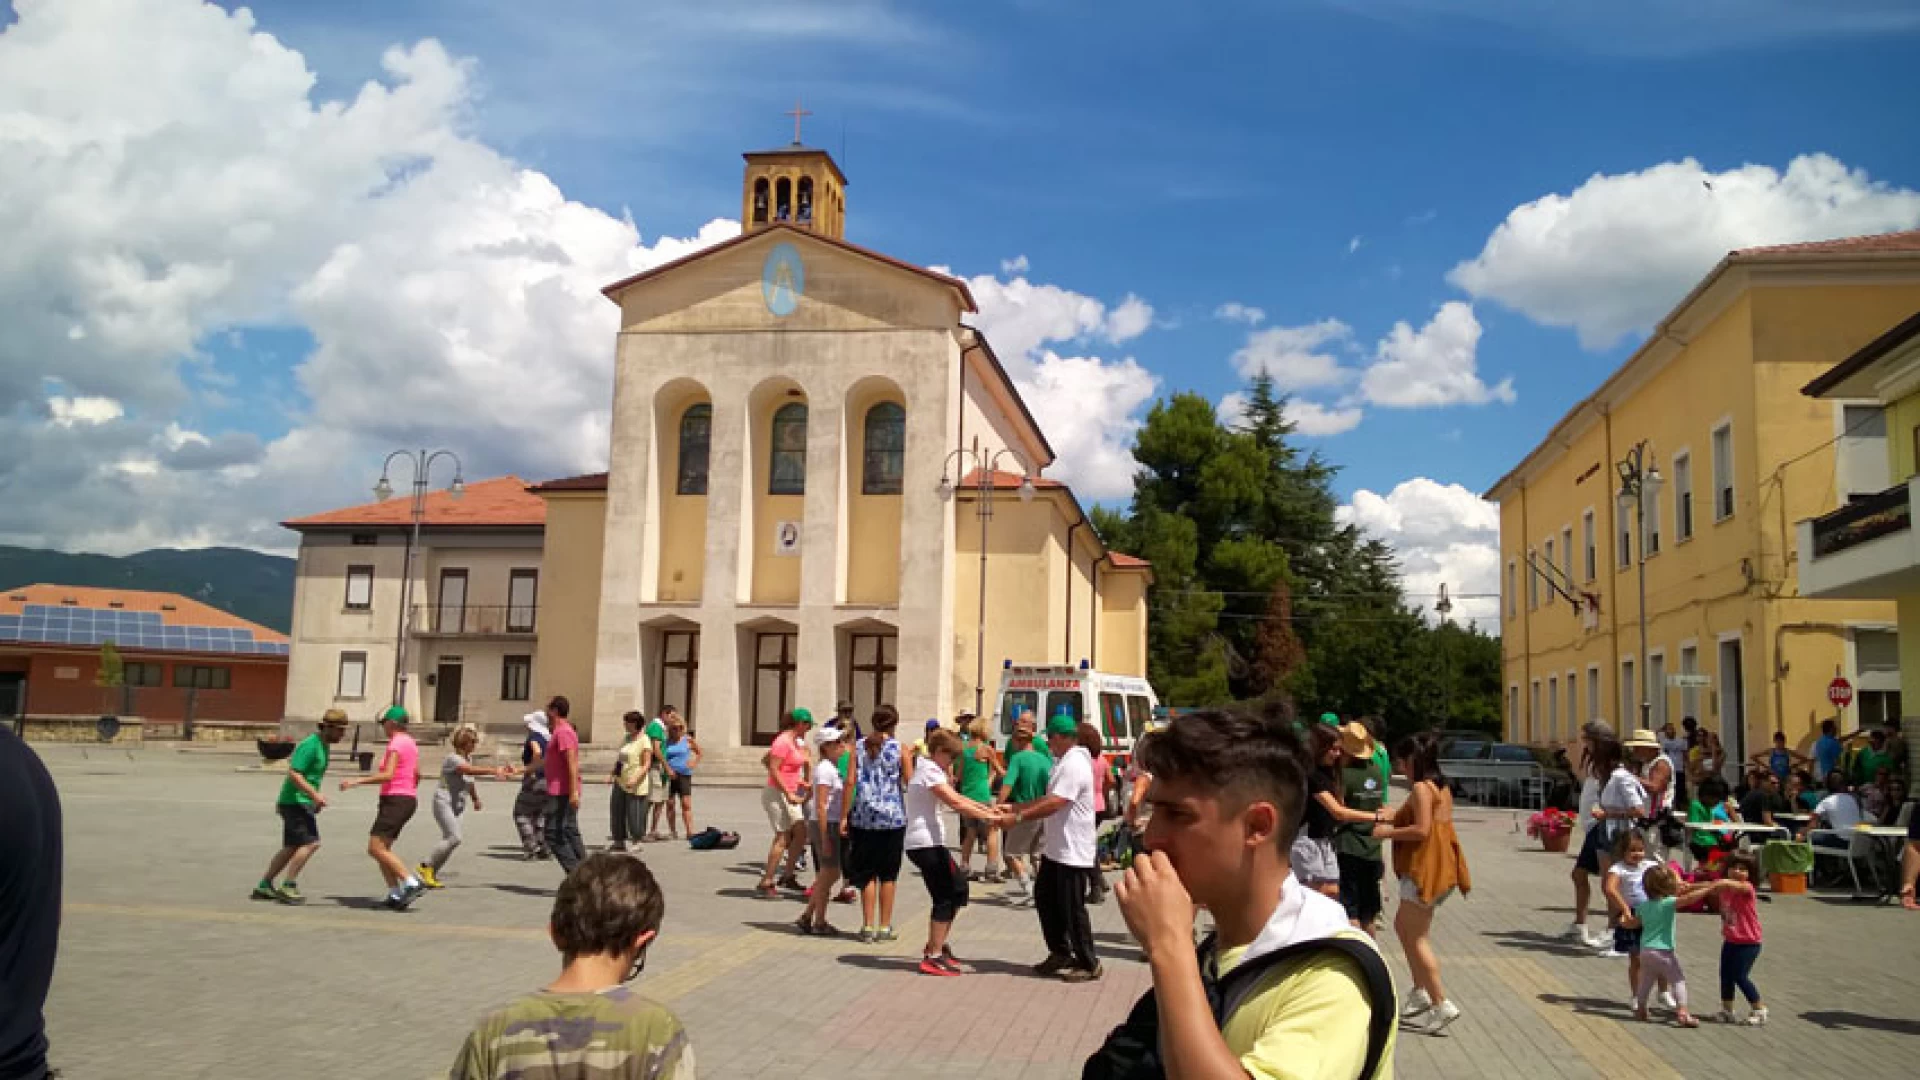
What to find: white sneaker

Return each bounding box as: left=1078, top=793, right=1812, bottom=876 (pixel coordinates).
left=1744, top=1007, right=1769, bottom=1027
left=1596, top=947, right=1627, bottom=959
left=1658, top=991, right=1678, bottom=1012
left=1401, top=987, right=1434, bottom=1018
left=1712, top=1009, right=1738, bottom=1025
left=1563, top=922, right=1587, bottom=942
left=1407, top=999, right=1460, bottom=1035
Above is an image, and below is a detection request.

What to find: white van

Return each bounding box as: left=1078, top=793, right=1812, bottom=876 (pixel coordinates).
left=992, top=662, right=1160, bottom=762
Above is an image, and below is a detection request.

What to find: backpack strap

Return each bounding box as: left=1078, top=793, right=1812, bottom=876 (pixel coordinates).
left=1213, top=934, right=1396, bottom=1080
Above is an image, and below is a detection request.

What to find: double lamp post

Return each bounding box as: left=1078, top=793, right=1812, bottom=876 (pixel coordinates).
left=938, top=447, right=1035, bottom=718
left=373, top=449, right=464, bottom=710
left=1616, top=440, right=1663, bottom=731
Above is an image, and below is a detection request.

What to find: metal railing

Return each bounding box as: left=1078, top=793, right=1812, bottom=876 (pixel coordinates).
left=409, top=605, right=538, bottom=636
left=1810, top=482, right=1912, bottom=558
left=1442, top=760, right=1548, bottom=810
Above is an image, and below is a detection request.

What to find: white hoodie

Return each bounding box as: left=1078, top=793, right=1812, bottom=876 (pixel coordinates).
left=1229, top=872, right=1361, bottom=972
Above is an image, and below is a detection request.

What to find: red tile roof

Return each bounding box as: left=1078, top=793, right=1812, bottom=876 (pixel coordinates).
left=958, top=468, right=1067, bottom=491
left=282, top=476, right=545, bottom=529
left=0, top=584, right=288, bottom=642
left=600, top=222, right=977, bottom=312
left=528, top=472, right=610, bottom=493
left=1734, top=228, right=1920, bottom=258
left=1108, top=552, right=1151, bottom=570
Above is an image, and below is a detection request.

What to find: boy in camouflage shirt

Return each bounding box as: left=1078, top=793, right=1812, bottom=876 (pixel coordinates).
left=451, top=854, right=693, bottom=1079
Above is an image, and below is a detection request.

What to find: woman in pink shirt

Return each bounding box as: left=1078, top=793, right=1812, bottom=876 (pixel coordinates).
left=340, top=706, right=426, bottom=909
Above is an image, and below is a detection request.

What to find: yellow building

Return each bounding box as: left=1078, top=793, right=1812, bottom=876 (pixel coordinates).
left=1798, top=305, right=1920, bottom=774
left=1488, top=230, right=1920, bottom=771
left=282, top=140, right=1153, bottom=745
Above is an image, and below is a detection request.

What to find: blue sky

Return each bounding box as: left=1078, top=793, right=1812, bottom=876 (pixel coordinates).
left=5, top=0, right=1920, bottom=620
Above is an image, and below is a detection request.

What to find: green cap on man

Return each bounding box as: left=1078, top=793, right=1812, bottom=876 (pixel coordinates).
left=1045, top=713, right=1079, bottom=738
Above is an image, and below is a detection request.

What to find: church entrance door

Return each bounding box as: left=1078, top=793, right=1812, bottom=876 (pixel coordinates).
left=750, top=631, right=797, bottom=746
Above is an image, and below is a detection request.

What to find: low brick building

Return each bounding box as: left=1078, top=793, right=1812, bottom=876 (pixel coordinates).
left=0, top=584, right=289, bottom=741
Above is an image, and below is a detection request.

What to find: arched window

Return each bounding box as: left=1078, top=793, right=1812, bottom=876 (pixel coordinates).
left=676, top=403, right=711, bottom=495
left=775, top=178, right=792, bottom=221
left=797, top=177, right=814, bottom=223
left=862, top=402, right=905, bottom=495
left=769, top=402, right=807, bottom=494
left=751, top=179, right=769, bottom=224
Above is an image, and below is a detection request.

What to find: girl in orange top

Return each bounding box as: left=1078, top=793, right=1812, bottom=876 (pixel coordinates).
left=1374, top=730, right=1472, bottom=1035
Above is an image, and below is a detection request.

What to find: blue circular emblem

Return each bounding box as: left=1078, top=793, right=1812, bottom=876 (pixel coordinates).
left=762, top=242, right=804, bottom=317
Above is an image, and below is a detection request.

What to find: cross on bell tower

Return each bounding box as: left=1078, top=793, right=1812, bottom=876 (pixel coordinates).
left=741, top=102, right=847, bottom=239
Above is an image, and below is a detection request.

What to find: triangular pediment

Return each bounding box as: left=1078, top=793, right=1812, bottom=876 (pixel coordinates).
left=605, top=225, right=973, bottom=334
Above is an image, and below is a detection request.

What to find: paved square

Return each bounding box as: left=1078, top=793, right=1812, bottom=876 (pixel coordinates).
left=35, top=743, right=1920, bottom=1078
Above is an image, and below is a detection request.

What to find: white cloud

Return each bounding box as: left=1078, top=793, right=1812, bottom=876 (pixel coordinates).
left=46, top=395, right=124, bottom=428
left=1348, top=235, right=1362, bottom=255
left=1338, top=478, right=1501, bottom=629
left=1320, top=0, right=1920, bottom=56
left=1449, top=154, right=1920, bottom=349
left=1359, top=302, right=1514, bottom=408
left=958, top=268, right=1161, bottom=501
left=1285, top=401, right=1364, bottom=437
left=1214, top=302, right=1266, bottom=326
left=0, top=0, right=734, bottom=552
left=1000, top=254, right=1029, bottom=274
left=1229, top=319, right=1354, bottom=393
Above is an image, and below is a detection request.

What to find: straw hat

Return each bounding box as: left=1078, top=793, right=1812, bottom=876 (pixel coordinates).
left=1338, top=721, right=1376, bottom=759
left=1623, top=727, right=1662, bottom=751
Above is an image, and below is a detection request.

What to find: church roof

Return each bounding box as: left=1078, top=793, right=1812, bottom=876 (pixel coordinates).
left=741, top=144, right=849, bottom=184
left=599, top=222, right=977, bottom=313
left=526, top=471, right=611, bottom=494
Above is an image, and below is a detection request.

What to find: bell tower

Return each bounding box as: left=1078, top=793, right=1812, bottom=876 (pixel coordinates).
left=741, top=101, right=847, bottom=239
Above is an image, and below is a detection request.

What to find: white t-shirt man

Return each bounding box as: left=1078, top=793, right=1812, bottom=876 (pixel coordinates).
left=1814, top=791, right=1863, bottom=832
left=809, top=759, right=844, bottom=823
left=1043, top=745, right=1097, bottom=868
left=903, top=754, right=950, bottom=851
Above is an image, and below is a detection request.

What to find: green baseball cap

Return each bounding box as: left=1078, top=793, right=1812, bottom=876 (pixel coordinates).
left=790, top=707, right=814, bottom=726
left=1045, top=713, right=1079, bottom=738
left=380, top=705, right=410, bottom=725
left=1318, top=712, right=1339, bottom=727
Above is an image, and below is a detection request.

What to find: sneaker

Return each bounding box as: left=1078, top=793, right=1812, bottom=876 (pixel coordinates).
left=1401, top=987, right=1434, bottom=1018
left=416, top=865, right=445, bottom=890
left=250, top=883, right=279, bottom=902
left=812, top=922, right=843, bottom=938
left=857, top=926, right=877, bottom=944
left=1408, top=999, right=1460, bottom=1035
left=875, top=926, right=898, bottom=943
left=1744, top=1007, right=1769, bottom=1027
left=756, top=882, right=781, bottom=899
left=1033, top=953, right=1072, bottom=976
left=1658, top=990, right=1678, bottom=1012
left=939, top=946, right=973, bottom=974
left=1596, top=947, right=1627, bottom=959
left=1058, top=965, right=1104, bottom=983
left=274, top=883, right=306, bottom=906
left=394, top=881, right=424, bottom=909
left=834, top=887, right=857, bottom=904
left=919, top=956, right=961, bottom=977
left=1008, top=893, right=1036, bottom=908
left=1711, top=1010, right=1738, bottom=1025
left=383, top=891, right=406, bottom=911
left=1562, top=922, right=1588, bottom=942
left=777, top=875, right=806, bottom=893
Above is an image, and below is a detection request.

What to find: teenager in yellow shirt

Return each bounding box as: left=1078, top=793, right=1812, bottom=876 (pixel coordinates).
left=1105, top=709, right=1394, bottom=1079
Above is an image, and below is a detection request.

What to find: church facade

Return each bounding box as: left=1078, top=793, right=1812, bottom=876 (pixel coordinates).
left=281, top=141, right=1150, bottom=746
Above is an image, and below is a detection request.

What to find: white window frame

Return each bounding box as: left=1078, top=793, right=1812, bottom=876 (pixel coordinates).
left=1565, top=668, right=1578, bottom=743
left=344, top=565, right=374, bottom=611
left=1618, top=507, right=1632, bottom=569
left=1711, top=418, right=1735, bottom=523
left=1508, top=684, right=1521, bottom=740
left=1582, top=508, right=1597, bottom=582
left=1677, top=640, right=1700, bottom=726
left=1621, top=656, right=1637, bottom=727
left=1506, top=559, right=1517, bottom=620
left=1560, top=525, right=1574, bottom=600
left=1531, top=680, right=1543, bottom=744
left=1587, top=664, right=1601, bottom=722
left=1672, top=449, right=1693, bottom=543
left=1543, top=538, right=1556, bottom=606
left=1648, top=648, right=1668, bottom=729
left=1547, top=674, right=1559, bottom=742
left=336, top=651, right=368, bottom=701
left=1528, top=549, right=1539, bottom=610
left=1642, top=482, right=1662, bottom=557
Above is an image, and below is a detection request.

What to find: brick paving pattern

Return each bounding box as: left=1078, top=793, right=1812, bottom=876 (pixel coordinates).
left=36, top=743, right=1920, bottom=1078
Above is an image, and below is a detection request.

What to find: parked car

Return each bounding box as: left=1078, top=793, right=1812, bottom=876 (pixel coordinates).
left=1439, top=739, right=1575, bottom=809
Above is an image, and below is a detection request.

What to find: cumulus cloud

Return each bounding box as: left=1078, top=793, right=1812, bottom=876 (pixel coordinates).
left=1214, top=302, right=1266, bottom=325
left=1359, top=302, right=1514, bottom=408
left=1000, top=255, right=1029, bottom=274
left=0, top=0, right=734, bottom=552
left=1218, top=391, right=1362, bottom=439
left=1338, top=478, right=1501, bottom=629
left=1449, top=154, right=1920, bottom=349
left=1229, top=319, right=1354, bottom=393
left=958, top=269, right=1161, bottom=502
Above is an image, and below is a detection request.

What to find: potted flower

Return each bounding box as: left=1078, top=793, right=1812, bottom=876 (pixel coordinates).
left=1761, top=839, right=1813, bottom=894
left=1527, top=807, right=1577, bottom=853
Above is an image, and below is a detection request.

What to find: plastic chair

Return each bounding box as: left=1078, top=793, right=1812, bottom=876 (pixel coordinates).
left=1809, top=829, right=1880, bottom=894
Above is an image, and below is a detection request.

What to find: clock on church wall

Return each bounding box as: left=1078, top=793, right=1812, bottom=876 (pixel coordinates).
left=762, top=243, right=804, bottom=316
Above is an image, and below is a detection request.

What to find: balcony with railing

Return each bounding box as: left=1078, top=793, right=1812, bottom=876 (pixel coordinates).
left=410, top=604, right=538, bottom=638
left=1798, top=478, right=1920, bottom=600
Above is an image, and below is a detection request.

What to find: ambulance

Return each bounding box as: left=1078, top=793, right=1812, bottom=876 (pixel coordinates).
left=992, top=660, right=1161, bottom=763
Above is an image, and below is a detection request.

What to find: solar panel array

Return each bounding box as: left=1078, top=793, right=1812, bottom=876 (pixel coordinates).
left=0, top=604, right=289, bottom=655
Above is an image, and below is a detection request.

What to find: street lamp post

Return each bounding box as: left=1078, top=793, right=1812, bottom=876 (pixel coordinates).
left=1616, top=442, right=1663, bottom=732
left=374, top=449, right=465, bottom=709
left=1434, top=582, right=1453, bottom=724
left=938, top=446, right=1035, bottom=718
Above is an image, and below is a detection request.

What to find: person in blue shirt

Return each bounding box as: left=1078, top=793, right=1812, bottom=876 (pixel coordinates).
left=1813, top=719, right=1843, bottom=786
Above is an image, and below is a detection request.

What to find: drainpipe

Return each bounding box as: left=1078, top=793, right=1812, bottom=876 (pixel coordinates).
left=1090, top=554, right=1108, bottom=669
left=1065, top=520, right=1085, bottom=664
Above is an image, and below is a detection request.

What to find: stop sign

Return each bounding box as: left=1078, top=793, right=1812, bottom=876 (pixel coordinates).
left=1828, top=676, right=1854, bottom=708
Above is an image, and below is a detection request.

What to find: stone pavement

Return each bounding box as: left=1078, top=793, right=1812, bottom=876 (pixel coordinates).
left=35, top=742, right=1920, bottom=1079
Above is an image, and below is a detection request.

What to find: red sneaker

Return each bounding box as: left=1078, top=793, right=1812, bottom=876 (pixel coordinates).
left=919, top=956, right=961, bottom=977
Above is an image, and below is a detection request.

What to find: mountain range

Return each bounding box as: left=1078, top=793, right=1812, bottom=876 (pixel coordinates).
left=0, top=545, right=295, bottom=632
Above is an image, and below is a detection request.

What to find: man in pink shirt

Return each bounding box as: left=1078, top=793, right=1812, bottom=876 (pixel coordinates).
left=757, top=708, right=814, bottom=897
left=542, top=696, right=587, bottom=874
left=340, top=706, right=426, bottom=909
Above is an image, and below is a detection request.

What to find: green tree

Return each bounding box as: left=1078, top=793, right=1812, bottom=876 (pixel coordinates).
left=96, top=640, right=125, bottom=688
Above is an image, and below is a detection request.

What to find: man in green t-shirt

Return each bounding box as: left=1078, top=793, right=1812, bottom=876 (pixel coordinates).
left=997, top=713, right=1052, bottom=906
left=252, top=710, right=350, bottom=905
left=1855, top=728, right=1895, bottom=788
left=1334, top=722, right=1387, bottom=935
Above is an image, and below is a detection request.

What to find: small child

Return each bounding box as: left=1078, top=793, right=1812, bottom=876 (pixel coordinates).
left=1632, top=864, right=1720, bottom=1028
left=1711, top=852, right=1768, bottom=1026
left=449, top=854, right=692, bottom=1077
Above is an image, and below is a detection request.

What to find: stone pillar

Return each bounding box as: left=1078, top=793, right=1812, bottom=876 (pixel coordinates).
left=794, top=381, right=843, bottom=716
left=590, top=343, right=653, bottom=744
left=696, top=379, right=752, bottom=750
